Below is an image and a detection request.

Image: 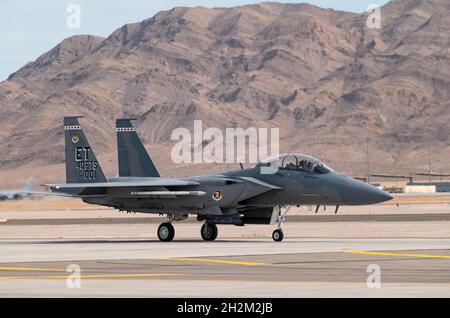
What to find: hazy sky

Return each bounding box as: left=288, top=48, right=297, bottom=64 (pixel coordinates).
left=1, top=0, right=390, bottom=81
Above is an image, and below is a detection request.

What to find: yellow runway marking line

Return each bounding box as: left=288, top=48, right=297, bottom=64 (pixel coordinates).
left=0, top=266, right=66, bottom=272
left=160, top=257, right=270, bottom=266
left=0, top=273, right=184, bottom=280
left=345, top=250, right=450, bottom=259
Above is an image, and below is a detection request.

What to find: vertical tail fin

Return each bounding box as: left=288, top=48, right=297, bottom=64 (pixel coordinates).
left=64, top=116, right=107, bottom=183
left=116, top=119, right=160, bottom=177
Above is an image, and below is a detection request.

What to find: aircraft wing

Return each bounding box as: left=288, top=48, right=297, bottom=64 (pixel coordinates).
left=46, top=179, right=199, bottom=189
left=41, top=175, right=282, bottom=202
left=42, top=179, right=202, bottom=198
left=20, top=190, right=82, bottom=197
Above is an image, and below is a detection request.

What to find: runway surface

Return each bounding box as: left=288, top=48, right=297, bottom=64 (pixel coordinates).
left=4, top=213, right=450, bottom=225
left=1, top=238, right=450, bottom=297
left=2, top=199, right=450, bottom=297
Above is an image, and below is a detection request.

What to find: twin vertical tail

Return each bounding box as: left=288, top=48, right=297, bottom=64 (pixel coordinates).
left=63, top=116, right=158, bottom=183
left=64, top=116, right=107, bottom=183
left=116, top=119, right=160, bottom=178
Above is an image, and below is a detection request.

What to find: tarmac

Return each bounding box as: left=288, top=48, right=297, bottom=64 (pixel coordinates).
left=1, top=198, right=450, bottom=297
left=1, top=239, right=450, bottom=297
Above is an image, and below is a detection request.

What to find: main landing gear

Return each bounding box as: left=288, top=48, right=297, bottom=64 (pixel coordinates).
left=201, top=223, right=218, bottom=241
left=157, top=222, right=175, bottom=242
left=157, top=214, right=175, bottom=242
left=157, top=214, right=219, bottom=242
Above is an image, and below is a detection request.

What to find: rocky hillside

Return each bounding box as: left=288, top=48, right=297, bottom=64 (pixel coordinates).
left=1, top=0, right=450, bottom=186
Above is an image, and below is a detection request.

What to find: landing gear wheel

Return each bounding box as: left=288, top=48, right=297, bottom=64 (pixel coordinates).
left=201, top=223, right=218, bottom=241
left=158, top=222, right=175, bottom=242
left=272, top=229, right=284, bottom=242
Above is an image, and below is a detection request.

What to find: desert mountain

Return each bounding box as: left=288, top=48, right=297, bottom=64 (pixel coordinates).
left=1, top=0, right=450, bottom=186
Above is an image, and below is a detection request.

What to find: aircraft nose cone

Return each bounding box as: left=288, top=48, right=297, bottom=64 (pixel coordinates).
left=340, top=178, right=393, bottom=205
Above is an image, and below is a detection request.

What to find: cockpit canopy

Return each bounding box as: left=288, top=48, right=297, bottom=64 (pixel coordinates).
left=257, top=153, right=333, bottom=174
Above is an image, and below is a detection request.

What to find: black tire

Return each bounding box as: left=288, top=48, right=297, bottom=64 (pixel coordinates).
left=201, top=223, right=218, bottom=241
left=272, top=229, right=284, bottom=242
left=157, top=222, right=175, bottom=242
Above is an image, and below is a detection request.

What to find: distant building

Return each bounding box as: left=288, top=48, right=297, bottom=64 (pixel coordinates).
left=403, top=182, right=450, bottom=193
left=405, top=183, right=436, bottom=193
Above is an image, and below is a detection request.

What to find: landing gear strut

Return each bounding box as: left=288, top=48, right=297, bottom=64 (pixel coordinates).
left=272, top=205, right=290, bottom=242
left=157, top=214, right=175, bottom=242
left=201, top=223, right=218, bottom=241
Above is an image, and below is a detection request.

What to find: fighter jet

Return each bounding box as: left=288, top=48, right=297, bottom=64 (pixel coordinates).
left=0, top=178, right=34, bottom=201
left=43, top=116, right=392, bottom=242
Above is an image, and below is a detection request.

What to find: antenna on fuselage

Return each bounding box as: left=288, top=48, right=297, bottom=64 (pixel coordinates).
left=334, top=205, right=340, bottom=214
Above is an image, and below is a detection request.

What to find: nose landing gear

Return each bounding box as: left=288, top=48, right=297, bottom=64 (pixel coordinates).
left=272, top=205, right=289, bottom=242
left=272, top=229, right=284, bottom=242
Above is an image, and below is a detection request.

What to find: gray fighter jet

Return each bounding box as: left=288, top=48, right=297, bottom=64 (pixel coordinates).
left=44, top=116, right=392, bottom=242
left=0, top=178, right=33, bottom=201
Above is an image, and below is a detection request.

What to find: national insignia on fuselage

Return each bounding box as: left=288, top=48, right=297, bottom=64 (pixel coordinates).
left=212, top=191, right=222, bottom=201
